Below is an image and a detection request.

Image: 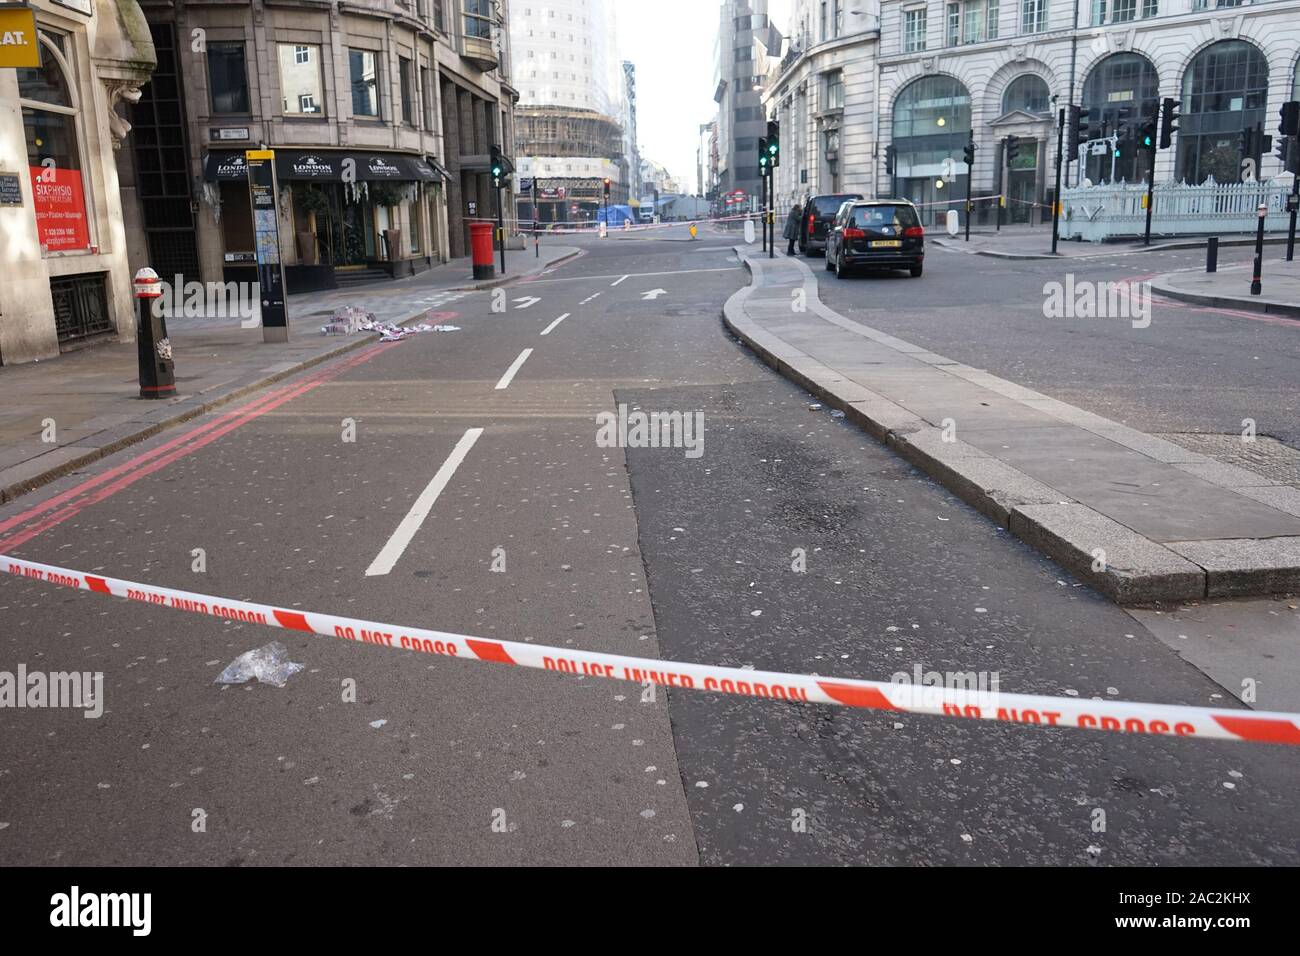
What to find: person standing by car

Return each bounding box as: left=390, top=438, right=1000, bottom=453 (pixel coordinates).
left=783, top=203, right=802, bottom=255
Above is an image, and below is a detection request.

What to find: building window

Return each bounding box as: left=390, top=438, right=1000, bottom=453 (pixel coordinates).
left=464, top=0, right=493, bottom=39
left=1177, top=39, right=1269, bottom=183
left=1020, top=0, right=1047, bottom=33
left=824, top=70, right=844, bottom=110
left=1003, top=74, right=1051, bottom=115
left=279, top=44, right=324, bottom=115
left=904, top=9, right=928, bottom=52
left=18, top=31, right=92, bottom=255
left=349, top=49, right=380, bottom=118
left=207, top=41, right=250, bottom=114
left=948, top=0, right=996, bottom=44
left=420, top=65, right=433, bottom=129
left=1080, top=52, right=1158, bottom=182
left=399, top=56, right=414, bottom=124
left=1095, top=0, right=1156, bottom=21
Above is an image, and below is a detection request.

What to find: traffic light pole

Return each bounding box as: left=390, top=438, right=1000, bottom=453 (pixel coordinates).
left=964, top=141, right=973, bottom=243
left=532, top=180, right=539, bottom=258
left=497, top=182, right=506, bottom=274
left=996, top=141, right=1004, bottom=233
left=759, top=166, right=769, bottom=260
left=1287, top=158, right=1298, bottom=262
left=1052, top=108, right=1064, bottom=255
left=1142, top=146, right=1156, bottom=246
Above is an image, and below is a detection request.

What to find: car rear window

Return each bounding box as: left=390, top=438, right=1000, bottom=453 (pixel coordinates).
left=850, top=204, right=920, bottom=230
left=813, top=195, right=861, bottom=216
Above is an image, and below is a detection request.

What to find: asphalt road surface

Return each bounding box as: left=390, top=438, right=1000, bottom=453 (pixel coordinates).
left=0, top=227, right=1296, bottom=866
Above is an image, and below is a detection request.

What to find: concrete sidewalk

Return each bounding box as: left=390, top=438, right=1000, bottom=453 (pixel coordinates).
left=933, top=224, right=1294, bottom=260
left=1151, top=257, right=1300, bottom=318
left=0, top=245, right=579, bottom=504
left=723, top=247, right=1300, bottom=603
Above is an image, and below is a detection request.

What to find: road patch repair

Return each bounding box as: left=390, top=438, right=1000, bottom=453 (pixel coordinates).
left=3, top=555, right=1299, bottom=746
left=722, top=248, right=1300, bottom=604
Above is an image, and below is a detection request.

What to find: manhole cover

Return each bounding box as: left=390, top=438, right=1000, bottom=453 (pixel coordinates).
left=1157, top=433, right=1300, bottom=485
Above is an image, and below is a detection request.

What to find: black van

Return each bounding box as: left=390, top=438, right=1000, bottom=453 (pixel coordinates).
left=800, top=193, right=864, bottom=256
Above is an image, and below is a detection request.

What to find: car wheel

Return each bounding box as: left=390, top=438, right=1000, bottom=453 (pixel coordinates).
left=909, top=263, right=923, bottom=278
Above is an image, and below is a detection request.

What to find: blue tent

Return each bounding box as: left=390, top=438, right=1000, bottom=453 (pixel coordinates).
left=596, top=204, right=636, bottom=226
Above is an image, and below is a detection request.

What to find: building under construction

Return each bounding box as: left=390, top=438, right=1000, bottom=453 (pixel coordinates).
left=510, top=0, right=627, bottom=224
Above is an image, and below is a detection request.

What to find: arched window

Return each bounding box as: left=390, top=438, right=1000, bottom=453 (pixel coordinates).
left=1081, top=52, right=1159, bottom=183
left=1177, top=40, right=1269, bottom=183
left=17, top=33, right=92, bottom=254
left=1002, top=74, right=1050, bottom=116
left=890, top=75, right=972, bottom=223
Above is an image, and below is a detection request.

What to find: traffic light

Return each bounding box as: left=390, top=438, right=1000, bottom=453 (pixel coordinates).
left=758, top=136, right=769, bottom=174
left=962, top=138, right=976, bottom=167
left=602, top=178, right=611, bottom=199
left=1066, top=105, right=1091, bottom=158
left=1281, top=100, right=1300, bottom=137
left=489, top=144, right=504, bottom=186
left=1113, top=106, right=1132, bottom=141
left=1159, top=97, right=1180, bottom=150
left=1240, top=126, right=1257, bottom=159
left=766, top=120, right=780, bottom=167
left=1139, top=121, right=1156, bottom=151
left=1004, top=135, right=1021, bottom=165
left=884, top=143, right=896, bottom=176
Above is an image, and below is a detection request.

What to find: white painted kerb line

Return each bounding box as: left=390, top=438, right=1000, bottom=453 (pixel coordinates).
left=540, top=313, right=569, bottom=336
left=365, top=427, right=484, bottom=577
left=494, top=348, right=534, bottom=390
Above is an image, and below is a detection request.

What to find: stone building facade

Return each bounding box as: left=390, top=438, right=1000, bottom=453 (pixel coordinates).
left=133, top=0, right=517, bottom=296
left=0, top=0, right=156, bottom=365
left=767, top=0, right=1300, bottom=226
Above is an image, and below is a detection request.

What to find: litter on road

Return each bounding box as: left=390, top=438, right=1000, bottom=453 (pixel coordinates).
left=214, top=641, right=304, bottom=688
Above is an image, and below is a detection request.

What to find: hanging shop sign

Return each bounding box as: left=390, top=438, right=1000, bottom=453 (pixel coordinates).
left=0, top=7, right=40, bottom=69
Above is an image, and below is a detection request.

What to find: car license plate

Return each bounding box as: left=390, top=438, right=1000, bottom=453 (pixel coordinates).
left=871, top=240, right=901, bottom=248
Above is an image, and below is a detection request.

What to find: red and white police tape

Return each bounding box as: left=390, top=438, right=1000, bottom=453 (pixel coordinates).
left=4, top=553, right=1299, bottom=746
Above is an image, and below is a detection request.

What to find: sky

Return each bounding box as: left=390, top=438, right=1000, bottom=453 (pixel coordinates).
left=617, top=0, right=791, bottom=194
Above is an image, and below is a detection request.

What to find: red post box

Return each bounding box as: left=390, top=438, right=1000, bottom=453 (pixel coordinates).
left=469, top=221, right=495, bottom=280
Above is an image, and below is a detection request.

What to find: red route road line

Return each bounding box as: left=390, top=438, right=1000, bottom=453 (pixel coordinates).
left=0, top=353, right=354, bottom=538
left=0, top=343, right=398, bottom=553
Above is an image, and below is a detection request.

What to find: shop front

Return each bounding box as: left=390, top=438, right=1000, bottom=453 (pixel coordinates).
left=201, top=149, right=447, bottom=293
left=0, top=1, right=155, bottom=365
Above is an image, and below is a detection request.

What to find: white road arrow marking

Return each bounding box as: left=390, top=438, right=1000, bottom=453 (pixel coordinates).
left=365, top=428, right=484, bottom=577
left=513, top=296, right=541, bottom=309
left=641, top=289, right=667, bottom=300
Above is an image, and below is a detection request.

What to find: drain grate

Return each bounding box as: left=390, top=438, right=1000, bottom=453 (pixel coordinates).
left=1157, top=433, right=1300, bottom=486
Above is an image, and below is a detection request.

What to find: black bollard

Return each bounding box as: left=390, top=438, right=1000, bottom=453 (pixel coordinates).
left=134, top=268, right=175, bottom=400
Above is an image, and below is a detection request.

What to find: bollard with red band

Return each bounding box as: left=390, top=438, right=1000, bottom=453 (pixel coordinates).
left=133, top=267, right=175, bottom=399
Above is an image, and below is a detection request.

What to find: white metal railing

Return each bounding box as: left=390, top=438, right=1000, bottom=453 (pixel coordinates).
left=1060, top=176, right=1297, bottom=241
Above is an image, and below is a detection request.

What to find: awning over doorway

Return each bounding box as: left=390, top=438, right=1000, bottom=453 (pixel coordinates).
left=202, top=149, right=447, bottom=183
